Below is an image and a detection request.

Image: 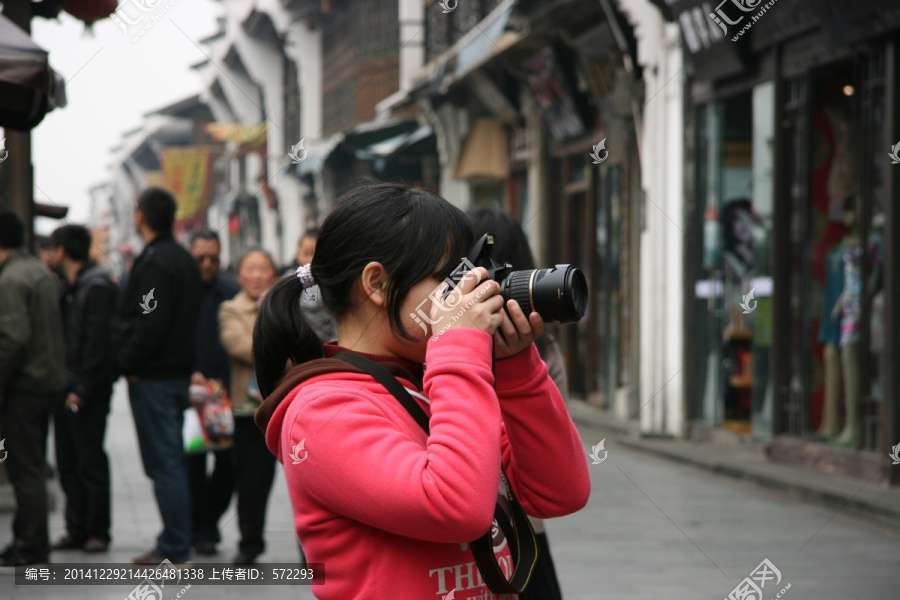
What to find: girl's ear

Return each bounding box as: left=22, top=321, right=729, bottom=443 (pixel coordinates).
left=359, top=261, right=388, bottom=308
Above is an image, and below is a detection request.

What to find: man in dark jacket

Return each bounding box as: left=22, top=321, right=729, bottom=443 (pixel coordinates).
left=47, top=224, right=118, bottom=554
left=114, top=188, right=201, bottom=565
left=187, top=228, right=239, bottom=556
left=0, top=210, right=67, bottom=566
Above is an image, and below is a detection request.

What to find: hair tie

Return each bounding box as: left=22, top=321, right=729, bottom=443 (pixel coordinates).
left=295, top=264, right=316, bottom=300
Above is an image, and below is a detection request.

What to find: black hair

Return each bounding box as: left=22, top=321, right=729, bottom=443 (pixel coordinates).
left=253, top=179, right=474, bottom=397
left=50, top=224, right=92, bottom=262
left=190, top=228, right=220, bottom=246
left=36, top=235, right=55, bottom=251
left=466, top=206, right=536, bottom=270
left=137, top=187, right=176, bottom=234
left=0, top=210, right=24, bottom=249
left=720, top=198, right=752, bottom=250
left=237, top=246, right=277, bottom=273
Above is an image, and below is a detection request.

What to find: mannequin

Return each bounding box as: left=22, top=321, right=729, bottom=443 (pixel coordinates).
left=830, top=199, right=881, bottom=447
left=817, top=246, right=843, bottom=437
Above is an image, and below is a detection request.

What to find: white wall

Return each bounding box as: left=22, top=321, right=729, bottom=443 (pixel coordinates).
left=430, top=103, right=471, bottom=209
left=194, top=0, right=321, bottom=266
left=618, top=0, right=686, bottom=437
left=399, top=0, right=425, bottom=91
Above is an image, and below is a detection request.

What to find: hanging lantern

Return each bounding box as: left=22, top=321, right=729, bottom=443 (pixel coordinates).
left=61, top=0, right=118, bottom=30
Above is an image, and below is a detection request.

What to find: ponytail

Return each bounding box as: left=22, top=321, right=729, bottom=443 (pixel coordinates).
left=252, top=274, right=324, bottom=398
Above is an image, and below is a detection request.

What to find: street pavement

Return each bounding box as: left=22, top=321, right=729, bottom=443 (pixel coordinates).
left=1, top=378, right=898, bottom=599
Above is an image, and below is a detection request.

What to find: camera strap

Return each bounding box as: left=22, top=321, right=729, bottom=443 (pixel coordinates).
left=333, top=351, right=537, bottom=594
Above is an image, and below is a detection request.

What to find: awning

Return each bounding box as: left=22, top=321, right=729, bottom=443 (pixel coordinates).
left=454, top=0, right=516, bottom=78
left=342, top=117, right=421, bottom=149
left=293, top=133, right=344, bottom=176
left=359, top=125, right=433, bottom=160
left=0, top=13, right=67, bottom=131
left=380, top=0, right=520, bottom=113
left=293, top=118, right=422, bottom=175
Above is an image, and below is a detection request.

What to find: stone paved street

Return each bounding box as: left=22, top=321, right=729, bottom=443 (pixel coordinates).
left=1, top=379, right=898, bottom=599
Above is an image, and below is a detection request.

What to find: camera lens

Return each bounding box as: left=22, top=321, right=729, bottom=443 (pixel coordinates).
left=499, top=265, right=587, bottom=323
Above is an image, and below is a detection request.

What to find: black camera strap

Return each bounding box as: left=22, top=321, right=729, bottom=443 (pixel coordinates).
left=333, top=351, right=537, bottom=594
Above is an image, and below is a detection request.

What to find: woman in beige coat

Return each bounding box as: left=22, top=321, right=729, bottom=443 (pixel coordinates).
left=219, top=248, right=278, bottom=564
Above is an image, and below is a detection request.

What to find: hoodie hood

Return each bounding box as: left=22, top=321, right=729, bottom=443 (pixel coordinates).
left=255, top=356, right=422, bottom=461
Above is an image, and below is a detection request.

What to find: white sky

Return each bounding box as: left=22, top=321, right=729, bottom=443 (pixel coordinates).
left=26, top=0, right=223, bottom=234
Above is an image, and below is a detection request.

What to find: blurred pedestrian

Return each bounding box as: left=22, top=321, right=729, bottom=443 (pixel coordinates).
left=113, top=188, right=202, bottom=565
left=188, top=229, right=239, bottom=556
left=0, top=210, right=67, bottom=566
left=35, top=235, right=58, bottom=275
left=468, top=205, right=568, bottom=600
left=283, top=227, right=317, bottom=274
left=283, top=228, right=337, bottom=342
left=219, top=248, right=279, bottom=564
left=47, top=224, right=118, bottom=554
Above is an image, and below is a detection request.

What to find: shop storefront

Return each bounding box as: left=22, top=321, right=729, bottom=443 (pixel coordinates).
left=677, top=0, right=900, bottom=483
left=534, top=40, right=639, bottom=410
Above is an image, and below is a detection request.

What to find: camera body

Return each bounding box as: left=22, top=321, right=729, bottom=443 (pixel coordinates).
left=444, top=234, right=587, bottom=323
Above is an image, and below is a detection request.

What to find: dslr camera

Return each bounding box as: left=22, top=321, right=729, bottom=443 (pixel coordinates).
left=444, top=234, right=588, bottom=323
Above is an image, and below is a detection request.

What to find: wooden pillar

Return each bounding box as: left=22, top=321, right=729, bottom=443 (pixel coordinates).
left=0, top=0, right=35, bottom=251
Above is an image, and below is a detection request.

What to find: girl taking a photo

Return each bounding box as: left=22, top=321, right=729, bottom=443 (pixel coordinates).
left=253, top=180, right=591, bottom=599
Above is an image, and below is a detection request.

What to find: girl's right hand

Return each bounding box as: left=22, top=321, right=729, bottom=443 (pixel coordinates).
left=430, top=267, right=505, bottom=336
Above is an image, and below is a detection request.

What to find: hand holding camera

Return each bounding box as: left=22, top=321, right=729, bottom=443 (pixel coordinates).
left=429, top=267, right=506, bottom=336
left=433, top=233, right=587, bottom=354
left=494, top=298, right=545, bottom=359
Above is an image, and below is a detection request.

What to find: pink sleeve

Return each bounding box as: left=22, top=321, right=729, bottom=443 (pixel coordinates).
left=283, top=329, right=504, bottom=542
left=494, top=344, right=591, bottom=517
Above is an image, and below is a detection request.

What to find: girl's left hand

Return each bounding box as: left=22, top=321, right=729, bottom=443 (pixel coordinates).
left=493, top=299, right=544, bottom=359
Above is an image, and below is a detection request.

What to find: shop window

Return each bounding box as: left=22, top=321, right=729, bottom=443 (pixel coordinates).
left=781, top=54, right=887, bottom=452
left=694, top=84, right=775, bottom=436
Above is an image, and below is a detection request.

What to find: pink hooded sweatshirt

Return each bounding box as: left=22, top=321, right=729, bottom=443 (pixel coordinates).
left=256, top=328, right=591, bottom=599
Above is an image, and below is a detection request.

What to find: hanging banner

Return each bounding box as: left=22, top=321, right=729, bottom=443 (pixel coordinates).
left=145, top=171, right=164, bottom=187
left=161, top=147, right=212, bottom=221
left=204, top=123, right=267, bottom=151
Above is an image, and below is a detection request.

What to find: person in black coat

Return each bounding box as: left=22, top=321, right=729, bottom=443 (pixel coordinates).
left=0, top=211, right=67, bottom=566
left=113, top=187, right=201, bottom=565
left=47, top=225, right=118, bottom=554
left=187, top=228, right=239, bottom=556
